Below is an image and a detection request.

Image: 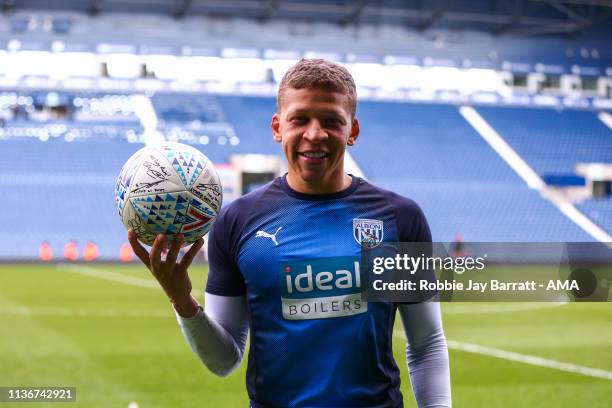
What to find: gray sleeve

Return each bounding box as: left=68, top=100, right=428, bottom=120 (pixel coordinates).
left=175, top=293, right=249, bottom=377
left=398, top=301, right=452, bottom=408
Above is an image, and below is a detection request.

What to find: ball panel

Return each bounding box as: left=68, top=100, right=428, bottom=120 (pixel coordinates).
left=189, top=159, right=223, bottom=213
left=128, top=148, right=185, bottom=198
left=120, top=147, right=151, bottom=188
left=179, top=191, right=218, bottom=242
left=115, top=146, right=149, bottom=217
left=122, top=197, right=157, bottom=246
left=160, top=143, right=211, bottom=188
left=130, top=191, right=191, bottom=235
left=116, top=179, right=128, bottom=219
left=116, top=142, right=222, bottom=247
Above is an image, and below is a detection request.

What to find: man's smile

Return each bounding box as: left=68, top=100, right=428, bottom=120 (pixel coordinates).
left=298, top=151, right=331, bottom=163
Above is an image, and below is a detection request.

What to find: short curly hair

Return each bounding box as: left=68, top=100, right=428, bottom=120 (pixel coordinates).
left=277, top=58, right=357, bottom=117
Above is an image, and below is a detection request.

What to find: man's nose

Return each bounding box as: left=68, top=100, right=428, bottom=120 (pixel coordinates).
left=303, top=119, right=328, bottom=143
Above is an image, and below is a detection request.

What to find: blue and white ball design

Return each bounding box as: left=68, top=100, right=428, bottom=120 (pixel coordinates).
left=115, top=142, right=222, bottom=246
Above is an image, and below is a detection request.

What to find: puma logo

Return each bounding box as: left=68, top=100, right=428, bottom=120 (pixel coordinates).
left=255, top=227, right=282, bottom=246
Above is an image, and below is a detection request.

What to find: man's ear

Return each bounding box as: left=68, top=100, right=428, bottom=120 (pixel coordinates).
left=347, top=117, right=360, bottom=146
left=271, top=113, right=282, bottom=143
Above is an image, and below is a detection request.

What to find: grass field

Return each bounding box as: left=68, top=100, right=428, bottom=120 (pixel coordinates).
left=0, top=263, right=610, bottom=408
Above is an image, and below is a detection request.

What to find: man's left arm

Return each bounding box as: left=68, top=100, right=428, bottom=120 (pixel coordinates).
left=383, top=192, right=451, bottom=406
left=398, top=301, right=451, bottom=408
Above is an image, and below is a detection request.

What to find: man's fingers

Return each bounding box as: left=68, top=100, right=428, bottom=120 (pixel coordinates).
left=179, top=238, right=204, bottom=269
left=128, top=229, right=151, bottom=268
left=165, top=234, right=184, bottom=268
left=150, top=234, right=166, bottom=274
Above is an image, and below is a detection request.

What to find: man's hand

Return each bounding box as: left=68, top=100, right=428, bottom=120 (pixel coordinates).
left=128, top=229, right=204, bottom=317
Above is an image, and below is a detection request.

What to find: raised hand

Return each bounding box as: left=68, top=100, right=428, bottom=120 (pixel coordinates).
left=128, top=229, right=204, bottom=317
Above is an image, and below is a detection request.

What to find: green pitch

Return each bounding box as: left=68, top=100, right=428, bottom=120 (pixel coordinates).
left=0, top=263, right=610, bottom=407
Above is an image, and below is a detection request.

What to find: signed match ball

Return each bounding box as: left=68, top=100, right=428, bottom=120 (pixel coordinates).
left=115, top=142, right=222, bottom=246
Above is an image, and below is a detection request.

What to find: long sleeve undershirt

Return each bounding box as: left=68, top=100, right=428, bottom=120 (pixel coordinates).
left=175, top=294, right=451, bottom=407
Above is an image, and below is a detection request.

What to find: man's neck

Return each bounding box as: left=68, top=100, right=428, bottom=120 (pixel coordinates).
left=286, top=173, right=352, bottom=195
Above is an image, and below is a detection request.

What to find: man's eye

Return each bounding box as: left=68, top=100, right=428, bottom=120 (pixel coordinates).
left=291, top=116, right=307, bottom=124
left=324, top=118, right=342, bottom=127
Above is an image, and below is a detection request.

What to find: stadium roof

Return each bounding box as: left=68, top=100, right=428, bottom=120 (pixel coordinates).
left=4, top=0, right=612, bottom=37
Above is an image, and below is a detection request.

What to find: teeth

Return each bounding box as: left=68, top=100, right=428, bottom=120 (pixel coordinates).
left=302, top=152, right=327, bottom=159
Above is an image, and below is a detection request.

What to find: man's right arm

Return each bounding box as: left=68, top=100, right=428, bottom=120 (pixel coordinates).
left=175, top=293, right=249, bottom=377
left=175, top=201, right=251, bottom=376
left=126, top=228, right=248, bottom=377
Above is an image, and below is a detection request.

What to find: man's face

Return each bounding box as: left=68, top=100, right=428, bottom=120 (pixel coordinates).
left=271, top=87, right=359, bottom=193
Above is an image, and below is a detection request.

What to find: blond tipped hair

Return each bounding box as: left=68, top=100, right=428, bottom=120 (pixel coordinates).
left=277, top=58, right=357, bottom=117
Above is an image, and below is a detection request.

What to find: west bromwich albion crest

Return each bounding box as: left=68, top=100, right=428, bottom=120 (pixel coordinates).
left=353, top=219, right=384, bottom=248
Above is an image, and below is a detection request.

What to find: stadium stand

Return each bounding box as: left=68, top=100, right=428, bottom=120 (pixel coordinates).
left=152, top=91, right=238, bottom=154
left=350, top=101, right=596, bottom=242
left=476, top=106, right=612, bottom=177
left=0, top=92, right=280, bottom=259
left=0, top=92, right=606, bottom=259
left=577, top=197, right=612, bottom=234
left=151, top=94, right=276, bottom=163
left=0, top=137, right=141, bottom=259
left=216, top=96, right=279, bottom=157
left=151, top=92, right=226, bottom=123
left=0, top=90, right=144, bottom=259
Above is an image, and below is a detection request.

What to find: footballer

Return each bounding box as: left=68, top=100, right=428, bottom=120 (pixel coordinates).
left=129, top=58, right=452, bottom=407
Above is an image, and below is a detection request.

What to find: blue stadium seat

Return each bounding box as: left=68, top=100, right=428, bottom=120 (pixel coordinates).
left=476, top=106, right=612, bottom=176
left=0, top=96, right=601, bottom=260
left=576, top=197, right=612, bottom=234
left=151, top=92, right=227, bottom=123
left=351, top=101, right=595, bottom=242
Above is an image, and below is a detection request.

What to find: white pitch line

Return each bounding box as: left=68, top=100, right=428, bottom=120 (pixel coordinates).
left=58, top=264, right=159, bottom=289
left=0, top=305, right=170, bottom=318
left=393, top=330, right=612, bottom=381
left=56, top=264, right=203, bottom=298
left=446, top=340, right=612, bottom=381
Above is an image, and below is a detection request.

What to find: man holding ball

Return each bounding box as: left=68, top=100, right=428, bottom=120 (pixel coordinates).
left=130, top=58, right=451, bottom=408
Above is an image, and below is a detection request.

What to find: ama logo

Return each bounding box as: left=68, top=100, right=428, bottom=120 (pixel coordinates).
left=280, top=257, right=367, bottom=320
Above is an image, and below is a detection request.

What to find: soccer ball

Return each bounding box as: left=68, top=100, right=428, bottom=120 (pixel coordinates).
left=115, top=142, right=222, bottom=246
